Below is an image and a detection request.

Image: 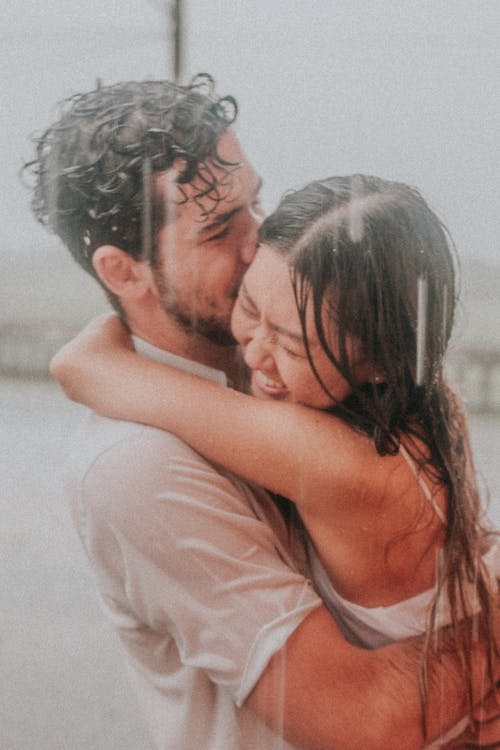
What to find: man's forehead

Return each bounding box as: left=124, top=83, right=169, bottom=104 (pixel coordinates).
left=155, top=162, right=260, bottom=233
left=155, top=170, right=239, bottom=227
left=153, top=128, right=259, bottom=229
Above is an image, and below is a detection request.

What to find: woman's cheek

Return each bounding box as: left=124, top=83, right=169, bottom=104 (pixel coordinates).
left=276, top=357, right=296, bottom=391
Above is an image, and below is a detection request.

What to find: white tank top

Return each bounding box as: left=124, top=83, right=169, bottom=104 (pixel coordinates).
left=307, top=444, right=499, bottom=647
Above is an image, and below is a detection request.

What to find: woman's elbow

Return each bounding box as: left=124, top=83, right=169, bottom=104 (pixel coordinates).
left=49, top=347, right=80, bottom=400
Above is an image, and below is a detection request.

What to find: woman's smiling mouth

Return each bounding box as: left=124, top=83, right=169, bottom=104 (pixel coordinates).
left=252, top=370, right=289, bottom=399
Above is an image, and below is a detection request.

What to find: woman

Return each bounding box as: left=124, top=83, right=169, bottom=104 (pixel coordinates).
left=52, top=174, right=499, bottom=731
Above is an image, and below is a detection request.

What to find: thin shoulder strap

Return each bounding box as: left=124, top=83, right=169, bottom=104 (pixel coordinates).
left=399, top=444, right=446, bottom=525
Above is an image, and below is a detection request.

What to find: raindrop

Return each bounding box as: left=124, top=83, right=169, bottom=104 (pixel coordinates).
left=141, top=157, right=152, bottom=261
left=416, top=275, right=428, bottom=386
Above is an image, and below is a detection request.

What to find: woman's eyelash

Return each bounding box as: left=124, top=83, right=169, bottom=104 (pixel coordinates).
left=207, top=227, right=230, bottom=241
left=279, top=344, right=303, bottom=359
left=239, top=301, right=259, bottom=319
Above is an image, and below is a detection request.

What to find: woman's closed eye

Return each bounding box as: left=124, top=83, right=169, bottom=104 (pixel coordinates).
left=206, top=226, right=230, bottom=242
left=236, top=295, right=260, bottom=320
left=278, top=341, right=307, bottom=359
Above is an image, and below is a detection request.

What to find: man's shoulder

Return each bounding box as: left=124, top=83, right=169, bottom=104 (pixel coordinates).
left=66, top=411, right=192, bottom=484
left=64, top=411, right=267, bottom=525
left=65, top=413, right=307, bottom=585
left=63, top=410, right=304, bottom=565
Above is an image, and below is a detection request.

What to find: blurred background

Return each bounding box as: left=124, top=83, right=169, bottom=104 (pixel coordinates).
left=1, top=2, right=499, bottom=748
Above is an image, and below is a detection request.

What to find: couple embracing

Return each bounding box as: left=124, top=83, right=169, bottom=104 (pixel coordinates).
left=26, top=74, right=500, bottom=749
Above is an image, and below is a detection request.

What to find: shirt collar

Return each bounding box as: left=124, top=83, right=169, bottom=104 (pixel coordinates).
left=131, top=336, right=228, bottom=388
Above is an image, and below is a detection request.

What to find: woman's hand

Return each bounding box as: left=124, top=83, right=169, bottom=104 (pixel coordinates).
left=50, top=313, right=135, bottom=405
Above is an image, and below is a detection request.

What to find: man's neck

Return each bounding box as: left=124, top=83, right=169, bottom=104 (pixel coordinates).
left=128, top=313, right=244, bottom=387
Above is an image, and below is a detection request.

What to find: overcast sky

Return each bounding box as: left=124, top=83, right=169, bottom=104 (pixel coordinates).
left=2, top=0, right=499, bottom=263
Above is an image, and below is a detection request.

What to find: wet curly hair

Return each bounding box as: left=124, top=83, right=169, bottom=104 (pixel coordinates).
left=24, top=74, right=239, bottom=310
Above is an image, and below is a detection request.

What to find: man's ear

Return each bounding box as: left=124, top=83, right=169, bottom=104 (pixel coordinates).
left=92, top=245, right=153, bottom=300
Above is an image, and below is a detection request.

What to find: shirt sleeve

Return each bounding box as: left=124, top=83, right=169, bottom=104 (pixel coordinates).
left=78, top=425, right=322, bottom=706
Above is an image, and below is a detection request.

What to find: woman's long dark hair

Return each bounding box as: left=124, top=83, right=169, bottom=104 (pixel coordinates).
left=261, top=175, right=498, bottom=728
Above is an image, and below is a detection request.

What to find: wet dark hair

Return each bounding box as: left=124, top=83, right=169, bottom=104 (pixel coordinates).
left=23, top=74, right=238, bottom=311
left=261, top=174, right=498, bottom=727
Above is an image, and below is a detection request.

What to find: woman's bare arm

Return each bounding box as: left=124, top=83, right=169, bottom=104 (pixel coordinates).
left=248, top=604, right=500, bottom=750
left=51, top=314, right=378, bottom=511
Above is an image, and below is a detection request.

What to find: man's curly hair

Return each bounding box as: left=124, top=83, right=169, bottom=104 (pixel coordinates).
left=24, top=74, right=238, bottom=308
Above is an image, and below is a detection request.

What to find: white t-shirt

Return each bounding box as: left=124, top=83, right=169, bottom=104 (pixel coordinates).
left=65, top=339, right=322, bottom=750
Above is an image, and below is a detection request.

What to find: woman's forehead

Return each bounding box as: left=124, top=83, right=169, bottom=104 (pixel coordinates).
left=244, top=245, right=331, bottom=347
left=245, top=246, right=297, bottom=312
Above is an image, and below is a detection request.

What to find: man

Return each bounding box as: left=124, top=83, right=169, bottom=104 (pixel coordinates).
left=27, top=75, right=499, bottom=749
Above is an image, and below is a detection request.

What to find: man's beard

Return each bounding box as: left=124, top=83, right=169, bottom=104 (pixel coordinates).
left=166, top=302, right=237, bottom=346
left=152, top=265, right=237, bottom=347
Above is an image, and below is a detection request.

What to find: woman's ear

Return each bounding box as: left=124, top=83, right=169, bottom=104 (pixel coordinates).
left=355, top=358, right=386, bottom=386
left=92, top=245, right=153, bottom=300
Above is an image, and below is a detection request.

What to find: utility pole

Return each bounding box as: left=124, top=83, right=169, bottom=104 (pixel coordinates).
left=142, top=1, right=185, bottom=261
left=148, top=0, right=185, bottom=82
left=171, top=0, right=184, bottom=84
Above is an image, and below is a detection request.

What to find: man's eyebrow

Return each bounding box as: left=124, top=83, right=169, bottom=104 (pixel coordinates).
left=198, top=177, right=263, bottom=235
left=199, top=206, right=241, bottom=235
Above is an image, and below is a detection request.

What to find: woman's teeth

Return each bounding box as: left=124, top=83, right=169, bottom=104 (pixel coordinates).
left=255, top=371, right=287, bottom=392
left=262, top=375, right=283, bottom=389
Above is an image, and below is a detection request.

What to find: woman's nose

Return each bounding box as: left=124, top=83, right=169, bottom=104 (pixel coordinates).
left=243, top=330, right=274, bottom=372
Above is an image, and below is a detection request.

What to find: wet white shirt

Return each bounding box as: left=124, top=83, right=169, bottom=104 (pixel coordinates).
left=65, top=338, right=321, bottom=750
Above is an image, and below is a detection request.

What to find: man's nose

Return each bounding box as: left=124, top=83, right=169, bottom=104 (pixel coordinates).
left=239, top=210, right=263, bottom=266
left=240, top=239, right=258, bottom=266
